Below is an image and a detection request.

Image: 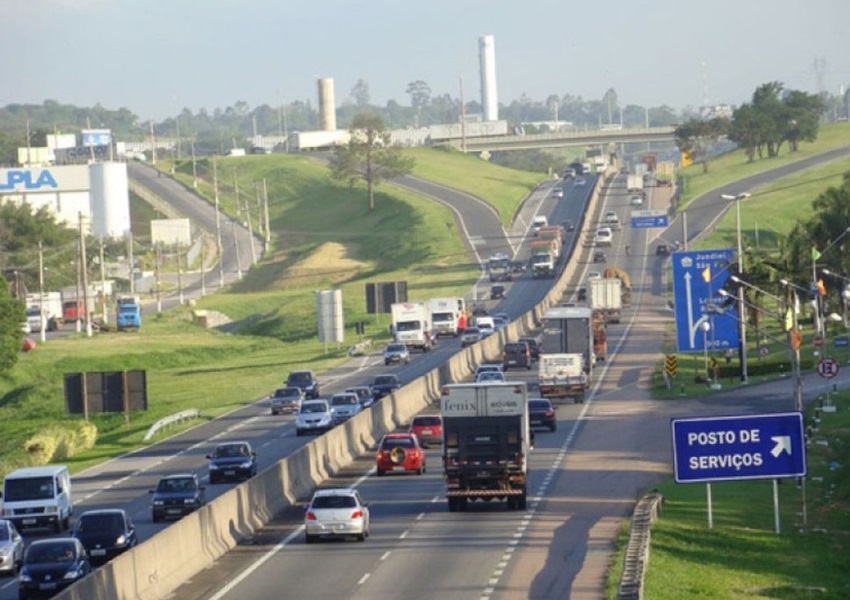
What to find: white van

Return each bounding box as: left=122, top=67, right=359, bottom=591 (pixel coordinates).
left=532, top=215, right=548, bottom=235
left=1, top=466, right=73, bottom=533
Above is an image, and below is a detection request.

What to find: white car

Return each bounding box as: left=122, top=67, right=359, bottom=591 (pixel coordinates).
left=476, top=316, right=495, bottom=337
left=552, top=187, right=564, bottom=199
left=629, top=195, right=644, bottom=206
left=475, top=363, right=504, bottom=379
left=594, top=227, right=613, bottom=247
left=305, top=488, right=370, bottom=543
left=295, top=400, right=334, bottom=436
left=329, top=393, right=362, bottom=424
left=604, top=211, right=620, bottom=229
left=476, top=371, right=507, bottom=384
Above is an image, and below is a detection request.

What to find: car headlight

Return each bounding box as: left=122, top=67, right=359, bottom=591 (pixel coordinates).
left=153, top=500, right=164, bottom=506
left=0, top=547, right=10, bottom=558
left=239, top=460, right=253, bottom=468
left=64, top=567, right=84, bottom=580
left=115, top=534, right=127, bottom=545
left=19, top=570, right=32, bottom=583
left=184, top=498, right=197, bottom=504
left=209, top=463, right=220, bottom=470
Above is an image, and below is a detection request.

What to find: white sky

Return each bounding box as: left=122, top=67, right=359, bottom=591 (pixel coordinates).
left=3, top=0, right=849, bottom=120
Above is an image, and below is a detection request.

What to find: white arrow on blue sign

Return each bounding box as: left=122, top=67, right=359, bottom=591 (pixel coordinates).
left=671, top=412, right=806, bottom=483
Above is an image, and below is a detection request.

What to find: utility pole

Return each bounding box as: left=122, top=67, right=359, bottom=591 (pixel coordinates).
left=263, top=178, right=271, bottom=245
left=100, top=238, right=107, bottom=324
left=127, top=231, right=135, bottom=294
left=233, top=221, right=242, bottom=280
left=149, top=120, right=157, bottom=165
left=200, top=237, right=206, bottom=297
left=177, top=244, right=184, bottom=305
left=191, top=139, right=197, bottom=188
left=245, top=190, right=257, bottom=265
left=234, top=172, right=241, bottom=221
left=214, top=160, right=224, bottom=288
left=155, top=242, right=162, bottom=313
left=459, top=76, right=467, bottom=153
left=75, top=247, right=82, bottom=333
left=38, top=241, right=46, bottom=343
left=79, top=213, right=92, bottom=337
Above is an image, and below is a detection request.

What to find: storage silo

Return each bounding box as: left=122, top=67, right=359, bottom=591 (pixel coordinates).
left=317, top=78, right=337, bottom=131
left=479, top=35, right=498, bottom=122
left=89, top=162, right=130, bottom=238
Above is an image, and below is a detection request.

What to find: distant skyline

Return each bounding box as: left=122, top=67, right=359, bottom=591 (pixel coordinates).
left=3, top=0, right=849, bottom=121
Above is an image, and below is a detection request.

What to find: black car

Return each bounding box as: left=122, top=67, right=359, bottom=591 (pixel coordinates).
left=519, top=336, right=541, bottom=360
left=149, top=473, right=206, bottom=522
left=18, top=538, right=91, bottom=600
left=562, top=219, right=575, bottom=232
left=490, top=285, right=505, bottom=300
left=528, top=398, right=557, bottom=432
left=502, top=341, right=532, bottom=370
left=577, top=286, right=588, bottom=302
left=371, top=374, right=401, bottom=400
left=592, top=251, right=607, bottom=264
left=72, top=509, right=137, bottom=565
left=286, top=370, right=320, bottom=399
left=207, top=441, right=257, bottom=484
left=656, top=243, right=670, bottom=256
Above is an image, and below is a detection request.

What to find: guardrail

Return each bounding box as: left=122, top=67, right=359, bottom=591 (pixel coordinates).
left=143, top=409, right=201, bottom=442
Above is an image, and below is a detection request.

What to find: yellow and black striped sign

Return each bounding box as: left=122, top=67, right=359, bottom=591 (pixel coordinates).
left=665, top=354, right=678, bottom=377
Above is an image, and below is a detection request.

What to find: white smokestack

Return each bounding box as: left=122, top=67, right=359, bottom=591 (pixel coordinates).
left=317, top=78, right=337, bottom=131
left=479, top=35, right=498, bottom=122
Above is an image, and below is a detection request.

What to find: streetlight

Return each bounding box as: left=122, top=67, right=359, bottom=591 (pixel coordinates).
left=701, top=321, right=711, bottom=385
left=720, top=192, right=751, bottom=383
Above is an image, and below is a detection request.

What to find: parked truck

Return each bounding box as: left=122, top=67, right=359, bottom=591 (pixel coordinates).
left=441, top=382, right=530, bottom=511
left=538, top=353, right=588, bottom=403
left=391, top=302, right=433, bottom=351
left=603, top=267, right=632, bottom=306
left=589, top=278, right=623, bottom=324
left=24, top=292, right=63, bottom=332
left=116, top=294, right=142, bottom=331
left=487, top=253, right=512, bottom=282
left=626, top=174, right=644, bottom=194
left=530, top=240, right=558, bottom=279
left=429, top=297, right=462, bottom=337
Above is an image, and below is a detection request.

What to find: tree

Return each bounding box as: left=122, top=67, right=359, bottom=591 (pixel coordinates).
left=0, top=276, right=24, bottom=374
left=351, top=79, right=371, bottom=109
left=406, top=80, right=431, bottom=127
left=329, top=113, right=415, bottom=211
left=674, top=117, right=729, bottom=173
left=783, top=90, right=825, bottom=152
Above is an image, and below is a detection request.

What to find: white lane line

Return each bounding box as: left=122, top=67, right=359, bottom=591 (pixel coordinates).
left=431, top=496, right=441, bottom=503
left=380, top=551, right=391, bottom=561
left=399, top=530, right=409, bottom=539
left=358, top=574, right=370, bottom=585
left=416, top=512, right=426, bottom=521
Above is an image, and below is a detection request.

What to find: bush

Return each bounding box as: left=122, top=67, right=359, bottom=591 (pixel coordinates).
left=24, top=421, right=98, bottom=464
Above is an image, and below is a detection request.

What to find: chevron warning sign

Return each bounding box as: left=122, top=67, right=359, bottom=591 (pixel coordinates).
left=665, top=354, right=678, bottom=377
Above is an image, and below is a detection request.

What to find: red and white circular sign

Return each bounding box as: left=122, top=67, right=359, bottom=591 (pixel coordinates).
left=814, top=335, right=824, bottom=348
left=817, top=357, right=839, bottom=379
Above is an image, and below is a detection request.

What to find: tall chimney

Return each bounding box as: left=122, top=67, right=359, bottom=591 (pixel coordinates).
left=317, top=77, right=337, bottom=131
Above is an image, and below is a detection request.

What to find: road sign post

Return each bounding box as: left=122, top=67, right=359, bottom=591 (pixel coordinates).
left=671, top=412, right=806, bottom=533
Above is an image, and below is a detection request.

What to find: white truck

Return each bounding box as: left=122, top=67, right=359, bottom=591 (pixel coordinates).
left=24, top=292, right=63, bottom=332
left=589, top=278, right=623, bottom=324
left=537, top=353, right=588, bottom=403
left=441, top=382, right=530, bottom=511
left=429, top=298, right=462, bottom=337
left=391, top=302, right=433, bottom=352
left=627, top=174, right=644, bottom=194
left=488, top=253, right=512, bottom=282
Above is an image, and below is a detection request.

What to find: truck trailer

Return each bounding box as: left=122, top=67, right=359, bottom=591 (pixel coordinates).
left=589, top=278, right=622, bottom=324
left=391, top=302, right=433, bottom=351
left=441, top=382, right=530, bottom=511
left=429, top=297, right=462, bottom=337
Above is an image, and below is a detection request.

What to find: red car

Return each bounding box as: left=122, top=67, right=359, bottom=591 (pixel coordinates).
left=408, top=414, right=443, bottom=447
left=376, top=433, right=426, bottom=476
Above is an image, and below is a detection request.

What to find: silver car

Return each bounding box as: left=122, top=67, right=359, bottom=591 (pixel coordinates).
left=269, top=387, right=304, bottom=415
left=460, top=327, right=482, bottom=347
left=305, top=488, right=370, bottom=543
left=0, top=519, right=23, bottom=575
left=383, top=342, right=411, bottom=365
left=295, top=400, right=333, bottom=436
left=329, top=393, right=362, bottom=424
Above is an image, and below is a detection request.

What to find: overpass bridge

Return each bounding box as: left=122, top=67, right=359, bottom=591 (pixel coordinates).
left=439, top=126, right=677, bottom=153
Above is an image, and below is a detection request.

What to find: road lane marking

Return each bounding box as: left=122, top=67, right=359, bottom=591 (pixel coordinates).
left=358, top=574, right=370, bottom=585
left=380, top=551, right=391, bottom=561
left=399, top=530, right=409, bottom=539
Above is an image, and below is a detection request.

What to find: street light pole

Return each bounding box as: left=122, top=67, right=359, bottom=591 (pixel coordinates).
left=721, top=193, right=751, bottom=383
left=701, top=321, right=711, bottom=384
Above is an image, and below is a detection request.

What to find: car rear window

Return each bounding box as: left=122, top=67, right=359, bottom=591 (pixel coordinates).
left=381, top=437, right=415, bottom=449
left=529, top=400, right=551, bottom=410
left=312, top=495, right=356, bottom=509
left=505, top=343, right=527, bottom=352
left=332, top=395, right=358, bottom=406
left=412, top=416, right=441, bottom=427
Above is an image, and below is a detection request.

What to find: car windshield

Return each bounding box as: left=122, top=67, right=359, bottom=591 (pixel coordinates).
left=382, top=437, right=415, bottom=449
left=27, top=543, right=76, bottom=564
left=464, top=328, right=480, bottom=335
left=301, top=402, right=328, bottom=414
left=412, top=416, right=441, bottom=427
left=374, top=376, right=397, bottom=385
left=274, top=388, right=300, bottom=398
left=214, top=444, right=249, bottom=458
left=386, top=344, right=406, bottom=352
left=0, top=525, right=9, bottom=542
left=311, top=495, right=356, bottom=509
left=157, top=478, right=196, bottom=493
left=76, top=513, right=123, bottom=532
left=3, top=476, right=55, bottom=501
left=288, top=372, right=312, bottom=384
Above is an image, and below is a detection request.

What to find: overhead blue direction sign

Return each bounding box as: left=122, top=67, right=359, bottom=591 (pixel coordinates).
left=671, top=412, right=806, bottom=483
left=630, top=209, right=669, bottom=229
left=672, top=248, right=737, bottom=354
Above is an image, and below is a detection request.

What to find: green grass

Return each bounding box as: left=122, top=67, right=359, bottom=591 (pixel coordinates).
left=607, top=389, right=850, bottom=600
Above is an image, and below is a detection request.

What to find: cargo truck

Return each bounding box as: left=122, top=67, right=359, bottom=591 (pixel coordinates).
left=429, top=297, right=462, bottom=337
left=626, top=174, right=644, bottom=194
left=441, top=382, right=530, bottom=511
left=541, top=306, right=595, bottom=372
left=24, top=292, right=63, bottom=332
left=391, top=302, right=433, bottom=351
left=537, top=353, right=588, bottom=403
left=589, top=278, right=622, bottom=324
left=603, top=267, right=632, bottom=306
left=487, top=253, right=512, bottom=282
left=530, top=240, right=557, bottom=279
left=116, top=294, right=142, bottom=331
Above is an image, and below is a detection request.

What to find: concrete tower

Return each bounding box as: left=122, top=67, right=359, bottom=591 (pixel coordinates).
left=479, top=35, right=498, bottom=122
left=317, top=78, right=337, bottom=131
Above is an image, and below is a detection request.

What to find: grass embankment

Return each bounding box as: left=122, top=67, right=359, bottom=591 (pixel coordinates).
left=1, top=149, right=537, bottom=475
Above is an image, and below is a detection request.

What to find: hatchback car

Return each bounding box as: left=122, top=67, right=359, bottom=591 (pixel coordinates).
left=519, top=336, right=541, bottom=360
left=460, top=327, right=483, bottom=347
left=551, top=187, right=564, bottom=199
left=490, top=285, right=505, bottom=300
left=656, top=243, right=670, bottom=256
left=528, top=398, right=558, bottom=432
left=286, top=370, right=320, bottom=399
left=604, top=211, right=620, bottom=229
left=0, top=519, right=23, bottom=575
left=17, top=538, right=90, bottom=600
left=629, top=195, right=644, bottom=206
left=408, top=414, right=443, bottom=447
left=592, top=250, right=607, bottom=264
left=475, top=363, right=504, bottom=379
left=476, top=370, right=507, bottom=384
left=149, top=473, right=206, bottom=522
left=371, top=374, right=401, bottom=400
left=594, top=227, right=613, bottom=247
left=375, top=433, right=426, bottom=476
left=295, top=400, right=334, bottom=436
left=206, top=441, right=257, bottom=484
left=492, top=315, right=509, bottom=331
left=305, top=488, right=370, bottom=543
left=383, top=342, right=411, bottom=365
left=345, top=386, right=374, bottom=409
left=562, top=219, right=575, bottom=232
left=71, top=509, right=137, bottom=565
left=476, top=316, right=495, bottom=337
left=503, top=341, right=532, bottom=370
left=269, top=386, right=304, bottom=415
left=329, top=393, right=362, bottom=424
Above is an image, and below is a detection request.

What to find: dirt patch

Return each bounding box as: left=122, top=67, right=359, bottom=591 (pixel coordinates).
left=287, top=242, right=371, bottom=285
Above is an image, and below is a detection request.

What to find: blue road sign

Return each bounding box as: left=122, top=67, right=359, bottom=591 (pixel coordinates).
left=671, top=249, right=738, bottom=354
left=671, top=412, right=806, bottom=483
left=630, top=210, right=668, bottom=229
left=834, top=336, right=849, bottom=348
